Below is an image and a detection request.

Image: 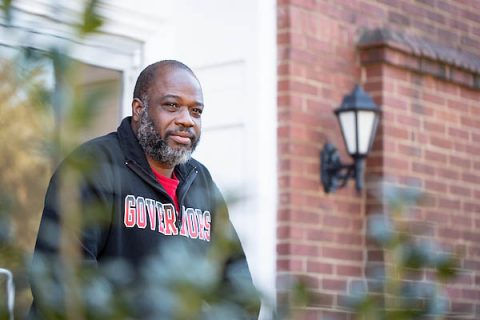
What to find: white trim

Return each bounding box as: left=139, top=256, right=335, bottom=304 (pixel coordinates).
left=0, top=268, right=14, bottom=320
left=248, top=0, right=278, bottom=317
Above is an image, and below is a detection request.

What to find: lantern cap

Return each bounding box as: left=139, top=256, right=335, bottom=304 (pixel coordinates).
left=335, top=84, right=380, bottom=113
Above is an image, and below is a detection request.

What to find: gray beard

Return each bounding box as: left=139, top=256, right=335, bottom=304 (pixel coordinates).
left=136, top=107, right=199, bottom=167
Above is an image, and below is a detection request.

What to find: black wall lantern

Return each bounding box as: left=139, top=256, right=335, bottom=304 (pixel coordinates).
left=321, top=85, right=380, bottom=193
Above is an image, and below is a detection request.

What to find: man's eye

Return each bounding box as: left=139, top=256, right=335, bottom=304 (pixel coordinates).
left=192, top=108, right=203, bottom=117
left=164, top=103, right=178, bottom=110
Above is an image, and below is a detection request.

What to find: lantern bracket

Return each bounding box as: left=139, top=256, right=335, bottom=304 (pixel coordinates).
left=321, top=143, right=365, bottom=193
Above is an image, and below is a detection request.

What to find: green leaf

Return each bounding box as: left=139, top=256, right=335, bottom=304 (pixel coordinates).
left=435, top=253, right=458, bottom=281
left=79, top=0, right=104, bottom=35
left=1, top=0, right=13, bottom=24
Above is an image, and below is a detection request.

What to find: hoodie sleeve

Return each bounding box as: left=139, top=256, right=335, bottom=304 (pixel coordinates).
left=29, top=145, right=114, bottom=319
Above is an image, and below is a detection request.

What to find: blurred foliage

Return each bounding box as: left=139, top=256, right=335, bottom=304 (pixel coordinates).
left=275, top=274, right=314, bottom=319
left=0, top=53, right=53, bottom=318
left=0, top=0, right=118, bottom=318
left=78, top=0, right=104, bottom=36
left=347, top=184, right=459, bottom=320
left=30, top=232, right=261, bottom=319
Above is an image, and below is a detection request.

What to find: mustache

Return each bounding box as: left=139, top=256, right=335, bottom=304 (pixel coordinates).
left=165, top=128, right=197, bottom=141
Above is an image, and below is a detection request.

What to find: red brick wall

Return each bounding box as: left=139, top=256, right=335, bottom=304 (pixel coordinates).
left=361, top=49, right=480, bottom=317
left=277, top=1, right=480, bottom=318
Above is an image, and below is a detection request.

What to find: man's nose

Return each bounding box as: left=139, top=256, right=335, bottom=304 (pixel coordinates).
left=175, top=107, right=195, bottom=127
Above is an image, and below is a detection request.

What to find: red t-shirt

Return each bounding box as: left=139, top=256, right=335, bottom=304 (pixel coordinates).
left=151, top=168, right=180, bottom=211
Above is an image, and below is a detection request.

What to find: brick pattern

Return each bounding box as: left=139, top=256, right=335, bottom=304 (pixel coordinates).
left=363, top=59, right=480, bottom=317
left=277, top=0, right=480, bottom=318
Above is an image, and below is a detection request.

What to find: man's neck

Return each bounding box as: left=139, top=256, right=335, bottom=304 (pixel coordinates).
left=146, top=156, right=174, bottom=178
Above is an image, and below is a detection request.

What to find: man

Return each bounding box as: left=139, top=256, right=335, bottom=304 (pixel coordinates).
left=30, top=60, right=258, bottom=319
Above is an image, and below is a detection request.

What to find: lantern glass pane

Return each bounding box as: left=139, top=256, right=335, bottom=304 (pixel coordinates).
left=338, top=111, right=356, bottom=154
left=357, top=110, right=377, bottom=155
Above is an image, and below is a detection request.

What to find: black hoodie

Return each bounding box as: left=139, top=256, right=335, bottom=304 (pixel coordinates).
left=29, top=117, right=258, bottom=319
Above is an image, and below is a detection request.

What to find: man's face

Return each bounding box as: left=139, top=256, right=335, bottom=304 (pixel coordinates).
left=134, top=67, right=203, bottom=167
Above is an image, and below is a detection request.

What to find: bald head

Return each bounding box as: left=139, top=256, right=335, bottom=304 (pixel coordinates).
left=133, top=60, right=199, bottom=102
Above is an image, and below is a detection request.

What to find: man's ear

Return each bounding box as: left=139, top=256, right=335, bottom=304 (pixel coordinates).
left=132, top=98, right=144, bottom=122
